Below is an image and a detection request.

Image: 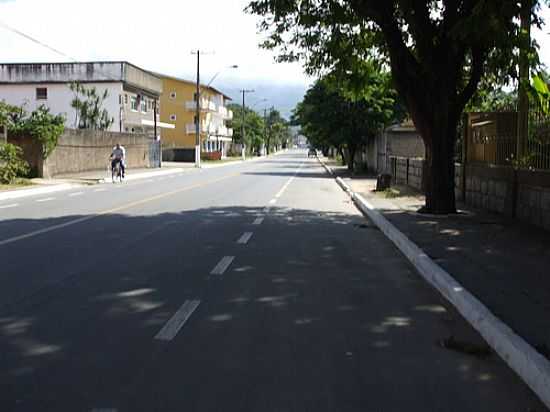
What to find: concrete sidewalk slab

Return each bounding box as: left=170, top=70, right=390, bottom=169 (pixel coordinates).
left=318, top=156, right=550, bottom=410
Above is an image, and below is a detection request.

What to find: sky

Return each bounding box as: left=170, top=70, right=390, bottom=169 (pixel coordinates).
left=0, top=0, right=549, bottom=116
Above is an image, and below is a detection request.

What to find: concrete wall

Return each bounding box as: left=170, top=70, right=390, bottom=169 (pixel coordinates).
left=389, top=155, right=550, bottom=231
left=9, top=129, right=156, bottom=178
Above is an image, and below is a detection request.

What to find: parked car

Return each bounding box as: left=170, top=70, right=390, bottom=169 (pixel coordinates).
left=308, top=148, right=317, bottom=157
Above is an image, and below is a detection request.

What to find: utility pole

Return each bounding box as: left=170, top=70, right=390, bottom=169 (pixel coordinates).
left=517, top=0, right=533, bottom=163
left=194, top=50, right=202, bottom=168
left=240, top=89, right=254, bottom=160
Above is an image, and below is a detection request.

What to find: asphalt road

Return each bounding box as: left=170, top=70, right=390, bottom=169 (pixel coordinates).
left=0, top=150, right=544, bottom=411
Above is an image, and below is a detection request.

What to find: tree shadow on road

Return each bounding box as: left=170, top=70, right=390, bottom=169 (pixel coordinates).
left=0, top=206, right=543, bottom=411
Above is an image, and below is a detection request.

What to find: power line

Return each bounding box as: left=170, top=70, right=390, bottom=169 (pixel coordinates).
left=0, top=20, right=76, bottom=61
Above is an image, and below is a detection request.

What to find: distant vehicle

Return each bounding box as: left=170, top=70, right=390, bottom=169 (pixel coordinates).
left=308, top=148, right=317, bottom=157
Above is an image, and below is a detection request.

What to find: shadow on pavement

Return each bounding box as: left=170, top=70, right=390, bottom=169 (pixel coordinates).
left=0, top=206, right=544, bottom=411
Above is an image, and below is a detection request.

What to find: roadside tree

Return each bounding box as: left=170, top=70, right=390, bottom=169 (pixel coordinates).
left=247, top=0, right=549, bottom=213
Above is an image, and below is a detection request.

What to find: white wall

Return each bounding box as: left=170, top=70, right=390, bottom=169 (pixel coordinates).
left=0, top=82, right=123, bottom=132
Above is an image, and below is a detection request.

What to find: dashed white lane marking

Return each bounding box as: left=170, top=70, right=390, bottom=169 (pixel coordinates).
left=68, top=192, right=84, bottom=197
left=269, top=198, right=277, bottom=204
left=154, top=300, right=201, bottom=341
left=145, top=179, right=155, bottom=183
left=253, top=217, right=264, bottom=225
left=94, top=188, right=106, bottom=192
left=210, top=256, right=235, bottom=275
left=36, top=197, right=55, bottom=202
left=237, top=232, right=253, bottom=244
left=270, top=161, right=304, bottom=203
left=0, top=203, right=18, bottom=209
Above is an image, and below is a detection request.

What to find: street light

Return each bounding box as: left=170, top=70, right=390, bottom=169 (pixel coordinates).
left=191, top=50, right=237, bottom=168
left=207, top=65, right=238, bottom=88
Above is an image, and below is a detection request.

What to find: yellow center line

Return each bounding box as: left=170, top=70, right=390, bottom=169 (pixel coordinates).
left=0, top=172, right=240, bottom=247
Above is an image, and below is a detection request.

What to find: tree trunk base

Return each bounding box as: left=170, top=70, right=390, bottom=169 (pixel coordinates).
left=417, top=205, right=458, bottom=215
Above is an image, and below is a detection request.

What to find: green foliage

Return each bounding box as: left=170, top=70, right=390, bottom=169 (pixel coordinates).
left=265, top=108, right=291, bottom=153
left=0, top=143, right=30, bottom=184
left=10, top=106, right=65, bottom=158
left=228, top=103, right=266, bottom=153
left=247, top=0, right=550, bottom=211
left=530, top=72, right=550, bottom=115
left=70, top=82, right=114, bottom=130
left=293, top=66, right=397, bottom=171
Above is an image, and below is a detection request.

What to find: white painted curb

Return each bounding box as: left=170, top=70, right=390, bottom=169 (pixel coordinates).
left=320, top=157, right=550, bottom=409
left=0, top=183, right=81, bottom=201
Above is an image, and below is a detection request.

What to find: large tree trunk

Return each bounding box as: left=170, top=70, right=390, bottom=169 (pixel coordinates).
left=423, top=127, right=457, bottom=214
left=408, top=91, right=460, bottom=214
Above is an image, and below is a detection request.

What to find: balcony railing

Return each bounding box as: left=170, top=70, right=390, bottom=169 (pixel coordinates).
left=185, top=122, right=210, bottom=134
left=185, top=99, right=217, bottom=112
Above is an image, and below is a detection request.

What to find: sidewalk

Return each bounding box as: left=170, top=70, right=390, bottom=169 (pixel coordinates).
left=320, top=156, right=550, bottom=407
left=326, top=158, right=550, bottom=359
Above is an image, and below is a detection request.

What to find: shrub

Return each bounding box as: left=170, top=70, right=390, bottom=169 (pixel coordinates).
left=0, top=143, right=30, bottom=184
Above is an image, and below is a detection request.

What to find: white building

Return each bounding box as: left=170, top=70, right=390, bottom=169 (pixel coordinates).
left=0, top=62, right=169, bottom=135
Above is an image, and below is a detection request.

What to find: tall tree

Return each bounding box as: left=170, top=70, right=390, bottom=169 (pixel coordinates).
left=247, top=0, right=548, bottom=213
left=228, top=103, right=266, bottom=154
left=294, top=67, right=396, bottom=172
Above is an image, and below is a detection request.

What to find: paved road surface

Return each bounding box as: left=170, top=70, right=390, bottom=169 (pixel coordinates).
left=0, top=151, right=544, bottom=411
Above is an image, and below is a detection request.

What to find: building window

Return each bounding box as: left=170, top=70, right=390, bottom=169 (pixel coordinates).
left=170, top=91, right=176, bottom=99
left=170, top=114, right=177, bottom=121
left=141, top=98, right=147, bottom=113
left=36, top=87, right=47, bottom=100
left=130, top=96, right=138, bottom=111
left=125, top=94, right=128, bottom=104
left=194, top=115, right=198, bottom=124
left=193, top=92, right=198, bottom=101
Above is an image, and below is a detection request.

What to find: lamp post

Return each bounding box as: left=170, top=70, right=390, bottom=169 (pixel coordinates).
left=240, top=89, right=255, bottom=160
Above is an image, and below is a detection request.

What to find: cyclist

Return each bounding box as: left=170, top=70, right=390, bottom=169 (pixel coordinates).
left=110, top=143, right=126, bottom=179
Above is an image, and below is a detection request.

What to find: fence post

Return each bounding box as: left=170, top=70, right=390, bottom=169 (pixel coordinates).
left=461, top=113, right=469, bottom=202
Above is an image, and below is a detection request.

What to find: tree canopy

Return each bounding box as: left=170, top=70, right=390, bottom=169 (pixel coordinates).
left=247, top=0, right=549, bottom=213
left=293, top=65, right=398, bottom=172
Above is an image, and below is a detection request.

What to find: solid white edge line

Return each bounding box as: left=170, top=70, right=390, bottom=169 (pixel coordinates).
left=0, top=203, right=18, bottom=209
left=154, top=300, right=201, bottom=341
left=68, top=192, right=84, bottom=197
left=237, top=232, right=253, bottom=244
left=210, top=256, right=235, bottom=275
left=36, top=197, right=55, bottom=202
left=322, top=156, right=550, bottom=409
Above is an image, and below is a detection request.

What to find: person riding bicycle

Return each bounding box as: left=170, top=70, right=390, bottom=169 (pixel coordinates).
left=110, top=143, right=126, bottom=178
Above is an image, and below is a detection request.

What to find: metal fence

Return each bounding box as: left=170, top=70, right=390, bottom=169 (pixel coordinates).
left=465, top=110, right=550, bottom=170
left=527, top=109, right=550, bottom=170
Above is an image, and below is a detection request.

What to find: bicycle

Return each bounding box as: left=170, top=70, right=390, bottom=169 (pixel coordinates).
left=111, top=159, right=124, bottom=183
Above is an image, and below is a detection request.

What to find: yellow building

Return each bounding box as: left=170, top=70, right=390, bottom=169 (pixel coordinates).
left=157, top=74, right=233, bottom=158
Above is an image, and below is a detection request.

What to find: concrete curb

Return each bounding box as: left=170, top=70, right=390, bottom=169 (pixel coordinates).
left=0, top=183, right=82, bottom=201
left=319, top=156, right=550, bottom=409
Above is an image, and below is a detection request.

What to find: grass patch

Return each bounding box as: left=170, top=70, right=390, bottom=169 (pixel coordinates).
left=382, top=188, right=401, bottom=198
left=0, top=177, right=34, bottom=191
